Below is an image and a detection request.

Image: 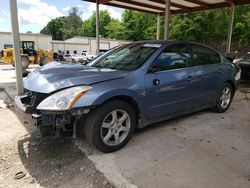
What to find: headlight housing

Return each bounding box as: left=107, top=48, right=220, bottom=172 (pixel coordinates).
left=37, top=86, right=92, bottom=111
left=235, top=70, right=241, bottom=81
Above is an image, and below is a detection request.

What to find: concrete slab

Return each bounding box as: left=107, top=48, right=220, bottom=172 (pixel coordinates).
left=78, top=90, right=250, bottom=188
left=0, top=64, right=39, bottom=100
left=1, top=64, right=250, bottom=188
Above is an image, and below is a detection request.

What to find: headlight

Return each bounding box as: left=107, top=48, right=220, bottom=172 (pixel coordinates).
left=235, top=70, right=241, bottom=81
left=37, top=86, right=92, bottom=111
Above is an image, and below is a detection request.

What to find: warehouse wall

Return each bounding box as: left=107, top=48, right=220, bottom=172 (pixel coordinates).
left=0, top=32, right=52, bottom=50
left=51, top=37, right=128, bottom=55
left=0, top=32, right=128, bottom=55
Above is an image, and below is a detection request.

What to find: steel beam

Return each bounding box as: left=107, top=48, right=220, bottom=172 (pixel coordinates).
left=163, top=0, right=170, bottom=40
left=157, top=14, right=160, bottom=40
left=9, top=0, right=23, bottom=95
left=226, top=3, right=235, bottom=54
left=96, top=0, right=100, bottom=55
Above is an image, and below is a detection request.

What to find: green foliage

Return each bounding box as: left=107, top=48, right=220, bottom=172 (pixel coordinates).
left=105, top=20, right=126, bottom=39
left=41, top=5, right=250, bottom=51
left=120, top=10, right=157, bottom=40
left=40, top=7, right=83, bottom=40
left=77, top=10, right=113, bottom=37
left=40, top=16, right=66, bottom=40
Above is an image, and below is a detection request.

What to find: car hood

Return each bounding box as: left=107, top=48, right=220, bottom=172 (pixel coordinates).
left=24, top=62, right=128, bottom=93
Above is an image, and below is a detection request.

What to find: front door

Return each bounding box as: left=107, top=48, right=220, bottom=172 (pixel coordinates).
left=146, top=43, right=198, bottom=120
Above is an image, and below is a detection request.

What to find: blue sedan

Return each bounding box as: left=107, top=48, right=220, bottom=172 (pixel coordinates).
left=16, top=40, right=241, bottom=152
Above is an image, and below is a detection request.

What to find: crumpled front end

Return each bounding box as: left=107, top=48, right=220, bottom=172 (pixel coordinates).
left=15, top=89, right=89, bottom=137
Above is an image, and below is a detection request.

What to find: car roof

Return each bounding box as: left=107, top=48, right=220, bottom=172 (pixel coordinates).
left=130, top=40, right=219, bottom=53
left=132, top=40, right=209, bottom=46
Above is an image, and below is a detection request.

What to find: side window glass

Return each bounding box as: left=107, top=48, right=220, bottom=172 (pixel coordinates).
left=192, top=45, right=221, bottom=66
left=154, top=43, right=189, bottom=71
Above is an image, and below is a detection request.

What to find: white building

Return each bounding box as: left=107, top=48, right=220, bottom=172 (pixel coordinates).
left=0, top=31, right=52, bottom=50
left=0, top=31, right=128, bottom=55
left=51, top=36, right=128, bottom=55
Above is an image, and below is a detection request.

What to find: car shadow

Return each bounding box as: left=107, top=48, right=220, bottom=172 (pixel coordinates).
left=7, top=104, right=108, bottom=187
left=135, top=109, right=208, bottom=136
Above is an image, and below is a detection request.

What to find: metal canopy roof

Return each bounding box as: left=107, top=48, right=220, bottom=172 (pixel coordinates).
left=83, top=0, right=250, bottom=15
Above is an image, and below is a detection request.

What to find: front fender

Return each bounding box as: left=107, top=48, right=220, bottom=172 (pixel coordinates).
left=72, top=78, right=146, bottom=119
left=73, top=88, right=143, bottom=108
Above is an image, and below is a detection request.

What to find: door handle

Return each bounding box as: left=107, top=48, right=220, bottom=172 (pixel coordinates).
left=153, top=79, right=160, bottom=86
left=218, top=69, right=223, bottom=74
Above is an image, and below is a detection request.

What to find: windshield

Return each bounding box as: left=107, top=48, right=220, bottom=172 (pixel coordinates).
left=91, top=43, right=158, bottom=71
left=21, top=41, right=35, bottom=50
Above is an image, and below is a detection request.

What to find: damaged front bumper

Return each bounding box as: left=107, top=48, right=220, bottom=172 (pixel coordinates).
left=15, top=94, right=90, bottom=136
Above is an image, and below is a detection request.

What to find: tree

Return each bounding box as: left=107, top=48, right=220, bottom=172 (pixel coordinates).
left=40, top=7, right=83, bottom=40
left=106, top=20, right=126, bottom=39
left=40, top=5, right=250, bottom=52
left=78, top=10, right=113, bottom=37
left=65, top=7, right=83, bottom=34
left=121, top=10, right=157, bottom=41
left=40, top=16, right=66, bottom=40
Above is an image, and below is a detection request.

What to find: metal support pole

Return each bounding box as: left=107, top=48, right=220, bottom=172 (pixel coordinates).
left=96, top=1, right=100, bottom=55
left=163, top=0, right=170, bottom=40
left=156, top=14, right=160, bottom=40
left=9, top=0, right=23, bottom=95
left=226, top=3, right=235, bottom=54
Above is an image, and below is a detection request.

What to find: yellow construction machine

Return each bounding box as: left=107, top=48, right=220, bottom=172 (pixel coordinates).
left=0, top=41, right=56, bottom=69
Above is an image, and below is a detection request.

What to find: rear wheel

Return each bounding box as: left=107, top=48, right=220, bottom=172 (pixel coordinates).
left=213, top=83, right=234, bottom=113
left=84, top=100, right=136, bottom=153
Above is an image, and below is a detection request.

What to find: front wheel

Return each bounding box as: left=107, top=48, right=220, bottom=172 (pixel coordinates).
left=84, top=100, right=136, bottom=153
left=213, top=83, right=234, bottom=113
left=12, top=55, right=30, bottom=69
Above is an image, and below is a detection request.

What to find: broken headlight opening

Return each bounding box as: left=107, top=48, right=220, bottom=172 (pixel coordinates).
left=37, top=86, right=92, bottom=111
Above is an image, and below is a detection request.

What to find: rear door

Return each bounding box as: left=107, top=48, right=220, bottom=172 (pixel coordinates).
left=145, top=43, right=199, bottom=120
left=190, top=44, right=223, bottom=106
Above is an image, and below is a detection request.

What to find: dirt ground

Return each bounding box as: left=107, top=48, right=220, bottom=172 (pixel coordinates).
left=0, top=91, right=113, bottom=188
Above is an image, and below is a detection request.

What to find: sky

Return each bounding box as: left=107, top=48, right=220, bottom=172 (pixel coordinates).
left=0, top=0, right=124, bottom=33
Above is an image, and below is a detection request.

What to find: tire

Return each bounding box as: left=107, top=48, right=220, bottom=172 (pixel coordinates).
left=213, top=83, right=234, bottom=113
left=12, top=55, right=30, bottom=69
left=84, top=100, right=136, bottom=153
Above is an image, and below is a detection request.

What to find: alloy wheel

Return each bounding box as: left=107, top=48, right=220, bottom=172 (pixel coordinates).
left=220, top=86, right=231, bottom=109
left=100, top=109, right=131, bottom=146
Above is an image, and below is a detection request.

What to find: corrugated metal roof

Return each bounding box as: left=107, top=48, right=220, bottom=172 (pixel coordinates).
left=82, top=0, right=250, bottom=14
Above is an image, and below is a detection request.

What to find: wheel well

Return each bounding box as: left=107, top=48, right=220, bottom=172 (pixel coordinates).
left=102, top=95, right=140, bottom=120
left=225, top=80, right=235, bottom=94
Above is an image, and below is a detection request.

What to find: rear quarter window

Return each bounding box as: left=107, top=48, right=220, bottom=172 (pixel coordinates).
left=192, top=45, right=221, bottom=66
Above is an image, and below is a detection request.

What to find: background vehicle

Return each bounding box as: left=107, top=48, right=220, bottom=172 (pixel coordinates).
left=0, top=41, right=56, bottom=69
left=81, top=52, right=97, bottom=63
left=64, top=54, right=85, bottom=63
left=16, top=41, right=240, bottom=153
left=233, top=54, right=250, bottom=80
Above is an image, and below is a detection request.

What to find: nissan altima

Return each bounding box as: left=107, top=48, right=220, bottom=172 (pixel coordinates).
left=15, top=41, right=241, bottom=152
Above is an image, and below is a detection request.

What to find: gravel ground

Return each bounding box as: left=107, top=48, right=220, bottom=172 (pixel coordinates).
left=0, top=91, right=113, bottom=188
